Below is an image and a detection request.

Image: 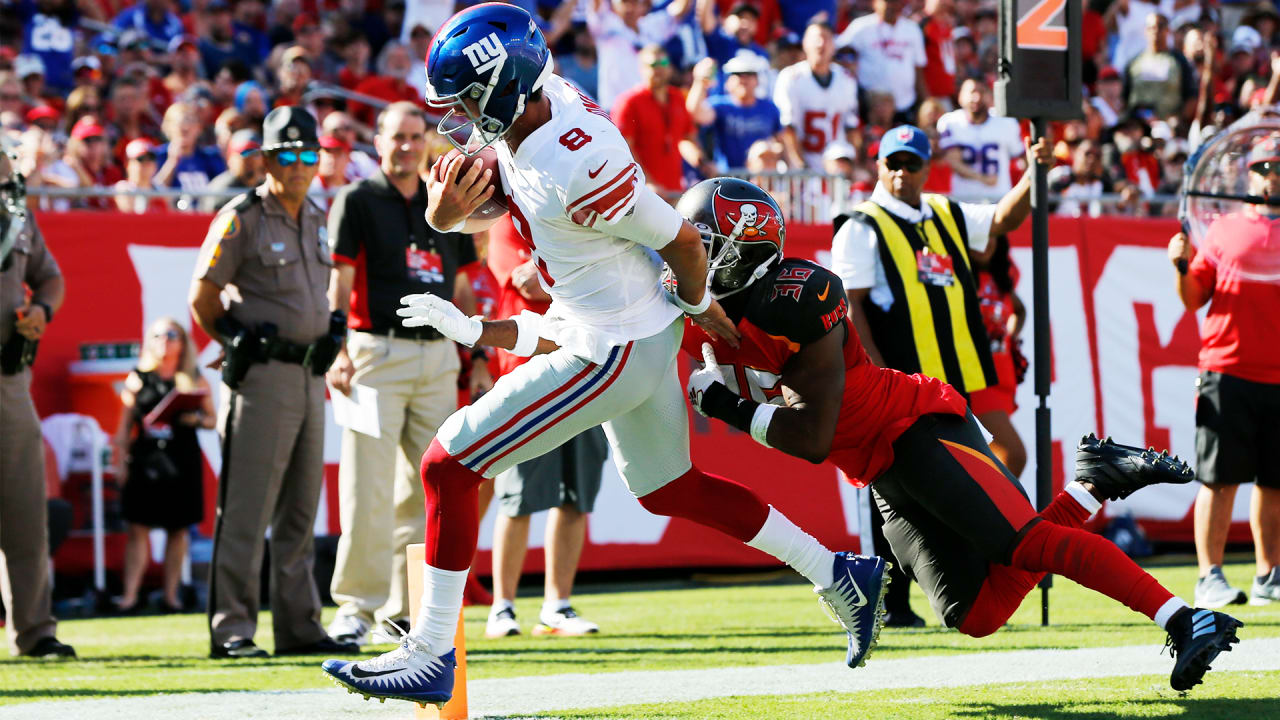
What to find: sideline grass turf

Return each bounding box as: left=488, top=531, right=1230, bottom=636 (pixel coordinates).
left=1, top=562, right=1275, bottom=709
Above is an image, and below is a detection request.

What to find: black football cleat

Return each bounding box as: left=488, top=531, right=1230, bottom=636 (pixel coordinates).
left=210, top=638, right=268, bottom=659
left=1075, top=433, right=1195, bottom=500
left=1164, top=607, right=1243, bottom=691
left=24, top=637, right=76, bottom=659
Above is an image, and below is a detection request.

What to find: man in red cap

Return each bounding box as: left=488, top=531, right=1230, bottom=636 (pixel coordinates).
left=66, top=117, right=124, bottom=209
left=1171, top=134, right=1280, bottom=609
left=308, top=133, right=350, bottom=210
left=114, top=137, right=168, bottom=213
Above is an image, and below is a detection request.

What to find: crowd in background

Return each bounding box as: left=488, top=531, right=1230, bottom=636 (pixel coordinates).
left=2, top=0, right=1280, bottom=217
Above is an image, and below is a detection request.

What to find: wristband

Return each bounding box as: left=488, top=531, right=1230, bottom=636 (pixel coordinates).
left=701, top=381, right=759, bottom=434
left=749, top=403, right=776, bottom=448
left=510, top=310, right=543, bottom=357
left=672, top=286, right=712, bottom=315
left=427, top=214, right=465, bottom=234
left=34, top=301, right=53, bottom=323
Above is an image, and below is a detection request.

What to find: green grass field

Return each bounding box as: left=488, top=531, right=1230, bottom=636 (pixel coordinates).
left=1, top=561, right=1277, bottom=718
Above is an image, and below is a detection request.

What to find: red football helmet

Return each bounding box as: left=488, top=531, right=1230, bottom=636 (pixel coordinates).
left=676, top=177, right=785, bottom=298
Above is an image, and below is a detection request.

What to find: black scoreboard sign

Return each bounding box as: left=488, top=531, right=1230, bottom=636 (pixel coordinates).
left=995, top=0, right=1082, bottom=120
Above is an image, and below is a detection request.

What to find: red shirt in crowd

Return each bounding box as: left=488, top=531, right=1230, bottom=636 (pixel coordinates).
left=612, top=84, right=692, bottom=196
left=1189, top=210, right=1280, bottom=384
left=486, top=214, right=550, bottom=379
left=921, top=14, right=955, bottom=99
left=351, top=75, right=424, bottom=125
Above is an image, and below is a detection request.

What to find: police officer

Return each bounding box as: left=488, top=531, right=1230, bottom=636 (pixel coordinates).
left=189, top=106, right=356, bottom=659
left=0, top=146, right=75, bottom=659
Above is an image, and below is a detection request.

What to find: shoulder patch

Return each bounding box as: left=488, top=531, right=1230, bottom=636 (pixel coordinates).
left=215, top=212, right=240, bottom=241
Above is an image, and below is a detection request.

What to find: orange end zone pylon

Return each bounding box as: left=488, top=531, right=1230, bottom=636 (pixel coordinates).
left=407, top=544, right=469, bottom=720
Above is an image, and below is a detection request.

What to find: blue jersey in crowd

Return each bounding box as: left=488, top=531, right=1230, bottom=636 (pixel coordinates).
left=704, top=29, right=769, bottom=67
left=19, top=0, right=76, bottom=92
left=113, top=2, right=185, bottom=45
left=777, top=0, right=835, bottom=35
left=707, top=95, right=781, bottom=170
left=154, top=145, right=227, bottom=191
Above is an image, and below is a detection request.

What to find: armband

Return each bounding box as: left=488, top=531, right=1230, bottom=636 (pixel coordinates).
left=749, top=403, right=776, bottom=448
left=672, top=286, right=712, bottom=316
left=510, top=310, right=543, bottom=357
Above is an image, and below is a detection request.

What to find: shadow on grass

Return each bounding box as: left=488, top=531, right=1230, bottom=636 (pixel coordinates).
left=947, top=696, right=1280, bottom=719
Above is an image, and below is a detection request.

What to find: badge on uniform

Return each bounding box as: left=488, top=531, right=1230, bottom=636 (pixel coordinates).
left=916, top=248, right=955, bottom=287
left=406, top=246, right=445, bottom=284
left=271, top=241, right=286, bottom=252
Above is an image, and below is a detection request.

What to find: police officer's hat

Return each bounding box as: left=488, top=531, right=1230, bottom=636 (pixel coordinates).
left=261, top=106, right=320, bottom=152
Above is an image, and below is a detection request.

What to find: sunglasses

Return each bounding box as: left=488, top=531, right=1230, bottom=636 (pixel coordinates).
left=1249, top=160, right=1280, bottom=177
left=647, top=57, right=671, bottom=68
left=274, top=150, right=319, bottom=167
left=152, top=329, right=181, bottom=341
left=884, top=154, right=924, bottom=173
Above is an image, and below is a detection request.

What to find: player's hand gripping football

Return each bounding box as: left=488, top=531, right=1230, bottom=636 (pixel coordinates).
left=397, top=292, right=484, bottom=347
left=426, top=153, right=495, bottom=231
left=687, top=342, right=725, bottom=417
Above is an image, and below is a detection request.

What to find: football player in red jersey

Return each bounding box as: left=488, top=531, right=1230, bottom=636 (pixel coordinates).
left=677, top=177, right=1244, bottom=692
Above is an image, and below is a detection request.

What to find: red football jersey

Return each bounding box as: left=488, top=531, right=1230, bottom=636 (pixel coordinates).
left=682, top=258, right=967, bottom=486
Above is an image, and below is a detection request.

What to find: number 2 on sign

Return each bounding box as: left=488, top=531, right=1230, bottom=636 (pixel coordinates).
left=1016, top=0, right=1067, bottom=50
left=559, top=128, right=592, bottom=151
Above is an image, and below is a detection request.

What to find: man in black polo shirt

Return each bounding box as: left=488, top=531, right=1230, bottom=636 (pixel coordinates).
left=324, top=101, right=491, bottom=645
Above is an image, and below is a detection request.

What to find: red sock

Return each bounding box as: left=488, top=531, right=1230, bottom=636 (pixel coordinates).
left=420, top=438, right=485, bottom=571
left=958, top=491, right=1095, bottom=637
left=1011, top=520, right=1173, bottom=621
left=637, top=466, right=769, bottom=542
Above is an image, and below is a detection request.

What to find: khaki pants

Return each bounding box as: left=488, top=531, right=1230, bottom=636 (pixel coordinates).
left=330, top=332, right=459, bottom=624
left=208, top=360, right=327, bottom=649
left=0, top=369, right=56, bottom=655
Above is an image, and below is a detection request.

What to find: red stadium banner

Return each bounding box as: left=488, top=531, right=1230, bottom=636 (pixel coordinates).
left=29, top=211, right=1250, bottom=582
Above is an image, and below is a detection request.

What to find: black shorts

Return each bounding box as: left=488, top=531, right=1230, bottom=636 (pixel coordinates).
left=1195, top=370, right=1280, bottom=489
left=871, top=411, right=1037, bottom=629
left=494, top=426, right=608, bottom=517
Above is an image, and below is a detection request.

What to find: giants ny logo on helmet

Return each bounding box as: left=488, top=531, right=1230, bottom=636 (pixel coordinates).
left=461, top=33, right=506, bottom=76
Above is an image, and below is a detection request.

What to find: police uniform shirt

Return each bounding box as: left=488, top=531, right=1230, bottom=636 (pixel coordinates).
left=831, top=182, right=997, bottom=312
left=193, top=185, right=332, bottom=344
left=0, top=216, right=60, bottom=346
left=327, top=170, right=475, bottom=334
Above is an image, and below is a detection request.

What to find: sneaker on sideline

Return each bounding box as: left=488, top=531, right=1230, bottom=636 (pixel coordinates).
left=326, top=613, right=371, bottom=647
left=486, top=607, right=521, bottom=638
left=1250, top=567, right=1280, bottom=606
left=1195, top=566, right=1247, bottom=608
left=533, top=605, right=599, bottom=636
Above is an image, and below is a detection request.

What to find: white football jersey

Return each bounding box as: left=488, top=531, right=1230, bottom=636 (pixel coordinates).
left=493, top=74, right=681, bottom=363
left=772, top=62, right=859, bottom=171
left=936, top=110, right=1024, bottom=200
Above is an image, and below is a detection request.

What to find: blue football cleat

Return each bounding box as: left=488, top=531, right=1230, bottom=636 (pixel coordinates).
left=322, top=636, right=455, bottom=708
left=815, top=552, right=890, bottom=668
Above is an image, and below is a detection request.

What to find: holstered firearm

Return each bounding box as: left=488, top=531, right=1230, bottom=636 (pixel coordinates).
left=306, top=310, right=347, bottom=375
left=0, top=320, right=37, bottom=375
left=215, top=315, right=258, bottom=391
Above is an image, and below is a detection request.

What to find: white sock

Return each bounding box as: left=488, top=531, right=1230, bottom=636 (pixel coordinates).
left=542, top=598, right=571, bottom=613
left=490, top=598, right=514, bottom=616
left=746, top=506, right=834, bottom=589
left=409, top=565, right=468, bottom=656
left=1154, top=597, right=1190, bottom=630
left=1065, top=480, right=1102, bottom=516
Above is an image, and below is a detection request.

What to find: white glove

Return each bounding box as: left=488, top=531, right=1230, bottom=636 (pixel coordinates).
left=396, top=293, right=483, bottom=347
left=686, top=342, right=725, bottom=417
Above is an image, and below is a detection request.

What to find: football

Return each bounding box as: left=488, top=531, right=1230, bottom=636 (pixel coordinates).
left=432, top=146, right=509, bottom=221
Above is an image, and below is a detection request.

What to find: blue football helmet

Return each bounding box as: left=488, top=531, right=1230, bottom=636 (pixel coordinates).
left=426, top=3, right=552, bottom=155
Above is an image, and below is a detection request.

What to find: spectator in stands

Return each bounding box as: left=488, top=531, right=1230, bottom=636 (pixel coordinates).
left=920, top=0, right=958, bottom=105
left=308, top=133, right=350, bottom=210
left=16, top=55, right=55, bottom=112
left=1092, top=66, right=1126, bottom=131
left=275, top=46, right=314, bottom=108
left=112, top=317, right=215, bottom=614
left=63, top=118, right=123, bottom=210
left=691, top=54, right=781, bottom=171
left=838, top=0, right=926, bottom=123
left=350, top=41, right=421, bottom=125
left=71, top=56, right=105, bottom=94
left=0, top=72, right=24, bottom=120
left=201, top=129, right=264, bottom=212
left=64, top=86, right=102, bottom=134
left=613, top=44, right=708, bottom=201
left=231, top=0, right=271, bottom=63
left=1115, top=114, right=1162, bottom=197
left=337, top=31, right=373, bottom=90
left=293, top=13, right=342, bottom=83
left=774, top=21, right=859, bottom=171
left=1047, top=138, right=1135, bottom=216
left=107, top=75, right=161, bottom=167
left=234, top=80, right=268, bottom=128
left=199, top=0, right=262, bottom=76
left=1172, top=136, right=1280, bottom=610
left=164, top=36, right=204, bottom=101
left=321, top=110, right=378, bottom=181
left=403, top=23, right=434, bottom=108
left=1123, top=13, right=1195, bottom=120
left=114, top=138, right=168, bottom=214
left=1105, top=0, right=1163, bottom=72
left=154, top=101, right=227, bottom=201
left=18, top=0, right=87, bottom=95
left=951, top=27, right=979, bottom=82
left=776, top=0, right=834, bottom=36
left=704, top=3, right=770, bottom=68
left=113, top=0, right=185, bottom=46
left=556, top=25, right=600, bottom=101
left=587, top=0, right=692, bottom=110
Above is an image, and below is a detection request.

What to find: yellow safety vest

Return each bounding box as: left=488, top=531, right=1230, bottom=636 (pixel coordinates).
left=848, top=194, right=997, bottom=394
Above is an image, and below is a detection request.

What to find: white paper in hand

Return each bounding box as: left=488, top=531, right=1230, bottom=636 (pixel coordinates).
left=328, top=383, right=381, bottom=439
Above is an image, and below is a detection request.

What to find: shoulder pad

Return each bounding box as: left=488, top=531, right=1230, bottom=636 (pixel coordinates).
left=747, top=259, right=848, bottom=345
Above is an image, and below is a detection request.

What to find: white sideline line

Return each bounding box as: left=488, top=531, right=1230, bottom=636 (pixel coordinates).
left=4, top=637, right=1278, bottom=719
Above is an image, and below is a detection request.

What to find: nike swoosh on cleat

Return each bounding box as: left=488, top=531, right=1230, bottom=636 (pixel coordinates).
left=349, top=666, right=404, bottom=679
left=844, top=568, right=868, bottom=608
left=587, top=161, right=607, bottom=178
left=816, top=282, right=829, bottom=301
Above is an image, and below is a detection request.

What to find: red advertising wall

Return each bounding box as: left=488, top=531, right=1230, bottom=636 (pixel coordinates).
left=28, top=211, right=1248, bottom=580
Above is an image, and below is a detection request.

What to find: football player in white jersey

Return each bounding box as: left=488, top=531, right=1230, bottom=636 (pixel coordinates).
left=937, top=79, right=1025, bottom=201
left=774, top=21, right=860, bottom=171
left=321, top=4, right=889, bottom=707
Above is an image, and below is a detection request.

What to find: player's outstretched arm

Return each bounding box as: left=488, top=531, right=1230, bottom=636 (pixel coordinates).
left=398, top=295, right=559, bottom=355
